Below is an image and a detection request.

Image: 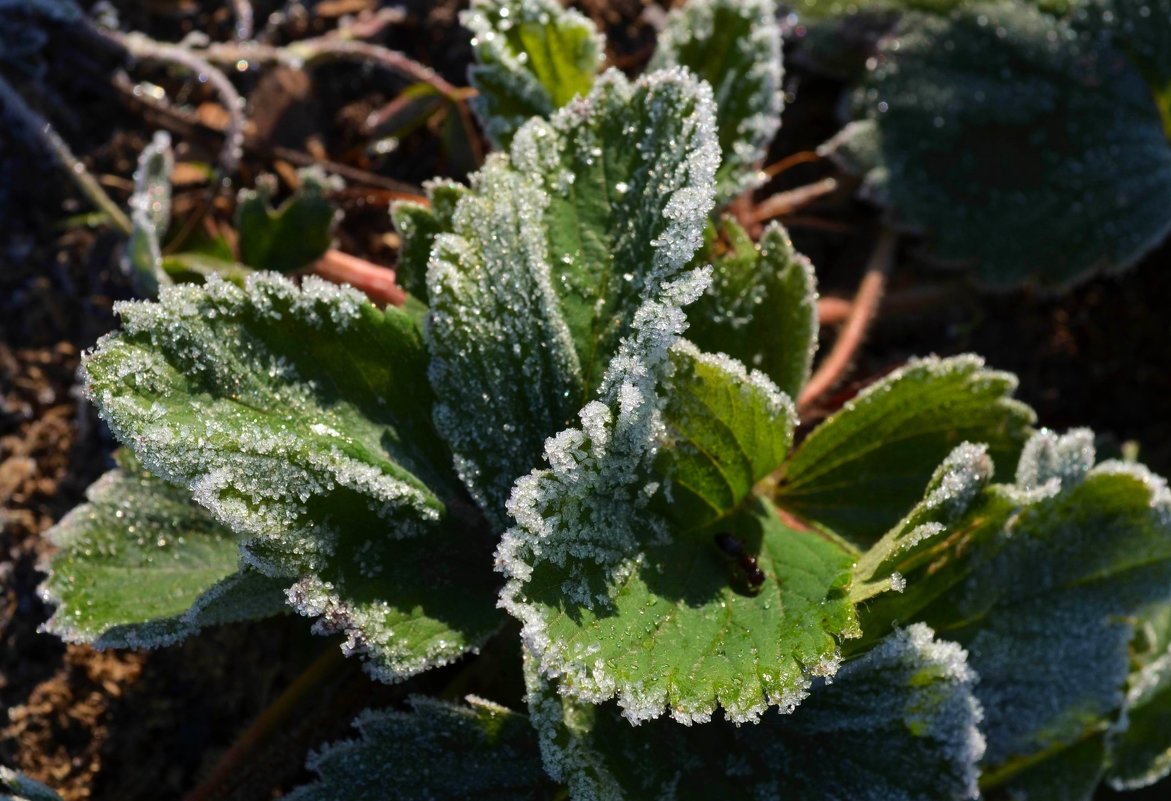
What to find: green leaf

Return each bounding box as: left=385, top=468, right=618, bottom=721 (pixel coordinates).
left=498, top=286, right=859, bottom=724
left=993, top=732, right=1107, bottom=801
left=83, top=273, right=502, bottom=681
left=236, top=167, right=342, bottom=274
left=686, top=219, right=818, bottom=400
left=526, top=623, right=984, bottom=801
left=650, top=0, right=784, bottom=199
left=775, top=354, right=1035, bottom=548
left=463, top=0, right=605, bottom=148
left=1077, top=0, right=1171, bottom=138
left=124, top=131, right=175, bottom=298
left=857, top=429, right=1171, bottom=775
left=286, top=697, right=549, bottom=801
left=426, top=67, right=719, bottom=524
left=656, top=340, right=796, bottom=528
left=1105, top=602, right=1171, bottom=790
left=836, top=2, right=1171, bottom=287
left=0, top=768, right=63, bottom=801
left=390, top=180, right=468, bottom=303
left=40, top=452, right=287, bottom=648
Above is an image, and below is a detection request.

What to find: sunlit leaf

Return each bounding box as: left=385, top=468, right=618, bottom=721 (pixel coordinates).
left=83, top=273, right=502, bottom=681
left=124, top=131, right=174, bottom=297
left=463, top=0, right=605, bottom=148
left=40, top=451, right=287, bottom=648
left=650, top=0, right=784, bottom=199
left=687, top=219, right=818, bottom=400
left=775, top=354, right=1034, bottom=547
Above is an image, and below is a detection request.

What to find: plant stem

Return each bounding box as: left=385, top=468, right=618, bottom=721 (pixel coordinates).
left=751, top=177, right=838, bottom=224
left=230, top=0, right=254, bottom=40
left=0, top=73, right=133, bottom=235
left=182, top=646, right=347, bottom=801
left=798, top=229, right=898, bottom=413
left=311, top=249, right=407, bottom=307
left=89, top=22, right=247, bottom=177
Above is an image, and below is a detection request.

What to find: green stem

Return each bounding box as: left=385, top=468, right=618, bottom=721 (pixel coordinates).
left=0, top=73, right=133, bottom=235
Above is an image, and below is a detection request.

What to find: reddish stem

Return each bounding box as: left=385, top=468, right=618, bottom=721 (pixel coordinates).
left=799, top=229, right=898, bottom=413
left=311, top=249, right=408, bottom=307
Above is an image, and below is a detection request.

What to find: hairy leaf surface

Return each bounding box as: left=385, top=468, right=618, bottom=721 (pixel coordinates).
left=463, top=0, right=605, bottom=148
left=686, top=220, right=818, bottom=400
left=527, top=624, right=983, bottom=801
left=427, top=67, right=719, bottom=524
left=835, top=2, right=1171, bottom=287
left=650, top=0, right=784, bottom=198
left=499, top=282, right=858, bottom=724
left=775, top=354, right=1034, bottom=547
left=83, top=273, right=501, bottom=680
left=857, top=430, right=1171, bottom=775
left=40, top=452, right=287, bottom=648
left=287, top=697, right=548, bottom=801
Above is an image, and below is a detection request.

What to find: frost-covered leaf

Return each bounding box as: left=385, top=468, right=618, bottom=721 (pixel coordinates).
left=236, top=167, right=342, bottom=274
left=1106, top=602, right=1171, bottom=790
left=656, top=340, right=796, bottom=528
left=390, top=179, right=467, bottom=303
left=286, top=697, right=549, bottom=801
left=857, top=429, right=1171, bottom=774
left=775, top=354, right=1034, bottom=547
left=83, top=273, right=502, bottom=680
left=427, top=68, right=718, bottom=524
left=0, top=767, right=63, bottom=801
left=124, top=131, right=174, bottom=297
left=39, top=452, right=287, bottom=648
left=842, top=2, right=1171, bottom=287
left=527, top=623, right=983, bottom=801
left=1077, top=0, right=1171, bottom=138
left=650, top=0, right=784, bottom=199
left=686, top=219, right=818, bottom=400
left=499, top=273, right=858, bottom=725
left=463, top=0, right=605, bottom=148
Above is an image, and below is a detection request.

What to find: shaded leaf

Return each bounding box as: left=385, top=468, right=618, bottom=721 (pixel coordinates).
left=840, top=2, right=1171, bottom=287
left=686, top=219, right=818, bottom=400
left=526, top=623, right=984, bottom=801
left=775, top=354, right=1035, bottom=548
left=427, top=67, right=719, bottom=524
left=286, top=697, right=549, bottom=801
left=236, top=167, right=342, bottom=273
left=993, top=731, right=1107, bottom=801
left=83, top=273, right=502, bottom=681
left=40, top=452, right=287, bottom=648
left=857, top=429, right=1171, bottom=775
left=1105, top=602, right=1171, bottom=790
left=463, top=0, right=605, bottom=148
left=650, top=0, right=784, bottom=199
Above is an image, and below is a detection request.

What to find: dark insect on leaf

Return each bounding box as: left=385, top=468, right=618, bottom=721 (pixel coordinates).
left=714, top=532, right=767, bottom=595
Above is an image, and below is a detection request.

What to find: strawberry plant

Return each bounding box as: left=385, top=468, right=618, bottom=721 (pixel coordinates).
left=16, top=1, right=1171, bottom=800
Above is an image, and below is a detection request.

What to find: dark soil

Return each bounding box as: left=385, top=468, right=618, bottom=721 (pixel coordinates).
left=1, top=1, right=1169, bottom=799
